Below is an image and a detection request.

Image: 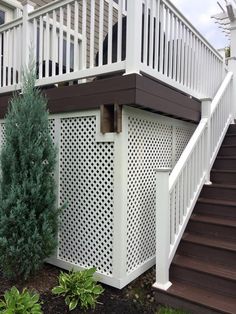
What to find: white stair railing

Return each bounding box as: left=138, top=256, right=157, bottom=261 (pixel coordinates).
left=154, top=71, right=233, bottom=290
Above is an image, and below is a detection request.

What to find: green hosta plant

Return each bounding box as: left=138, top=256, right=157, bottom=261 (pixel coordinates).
left=0, top=286, right=42, bottom=314
left=52, top=268, right=104, bottom=311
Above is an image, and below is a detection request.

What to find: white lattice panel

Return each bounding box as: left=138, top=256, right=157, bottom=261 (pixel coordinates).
left=126, top=113, right=194, bottom=273
left=58, top=116, right=114, bottom=276
left=174, top=126, right=195, bottom=165
left=49, top=119, right=56, bottom=143
left=127, top=116, right=173, bottom=273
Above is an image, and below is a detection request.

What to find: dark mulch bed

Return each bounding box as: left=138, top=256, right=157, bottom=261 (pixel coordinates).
left=0, top=264, right=161, bottom=314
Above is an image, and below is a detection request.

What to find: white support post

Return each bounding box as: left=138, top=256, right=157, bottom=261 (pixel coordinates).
left=153, top=168, right=172, bottom=291
left=21, top=1, right=35, bottom=70
left=228, top=21, right=236, bottom=119
left=201, top=99, right=212, bottom=185
left=125, top=0, right=143, bottom=75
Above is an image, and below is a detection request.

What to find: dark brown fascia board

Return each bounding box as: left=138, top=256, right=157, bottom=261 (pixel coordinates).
left=0, top=74, right=201, bottom=122
left=134, top=74, right=201, bottom=122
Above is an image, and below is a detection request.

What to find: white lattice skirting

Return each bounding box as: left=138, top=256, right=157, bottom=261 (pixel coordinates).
left=0, top=107, right=196, bottom=288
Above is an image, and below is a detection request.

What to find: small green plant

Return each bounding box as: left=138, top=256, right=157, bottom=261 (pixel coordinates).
left=0, top=286, right=42, bottom=314
left=52, top=268, right=104, bottom=311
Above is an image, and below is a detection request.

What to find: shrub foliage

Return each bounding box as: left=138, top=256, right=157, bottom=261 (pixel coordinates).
left=52, top=268, right=104, bottom=311
left=0, top=67, right=60, bottom=279
left=0, top=286, right=42, bottom=314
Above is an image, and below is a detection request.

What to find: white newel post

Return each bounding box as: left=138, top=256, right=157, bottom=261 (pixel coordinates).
left=125, top=0, right=143, bottom=75
left=153, top=168, right=172, bottom=291
left=228, top=20, right=236, bottom=119
left=22, top=1, right=35, bottom=70
left=201, top=99, right=212, bottom=185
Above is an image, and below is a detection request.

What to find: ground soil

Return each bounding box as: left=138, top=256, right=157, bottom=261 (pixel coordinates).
left=0, top=263, right=161, bottom=314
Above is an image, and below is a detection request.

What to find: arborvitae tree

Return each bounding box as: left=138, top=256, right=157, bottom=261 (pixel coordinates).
left=0, top=66, right=60, bottom=279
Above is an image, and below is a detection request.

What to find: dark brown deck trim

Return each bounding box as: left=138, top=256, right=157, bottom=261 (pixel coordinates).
left=0, top=74, right=201, bottom=122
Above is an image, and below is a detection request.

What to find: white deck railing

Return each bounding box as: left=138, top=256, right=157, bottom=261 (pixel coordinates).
left=139, top=0, right=224, bottom=99
left=0, top=0, right=224, bottom=99
left=154, top=71, right=233, bottom=290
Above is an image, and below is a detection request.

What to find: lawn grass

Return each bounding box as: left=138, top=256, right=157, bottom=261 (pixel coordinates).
left=157, top=307, right=189, bottom=314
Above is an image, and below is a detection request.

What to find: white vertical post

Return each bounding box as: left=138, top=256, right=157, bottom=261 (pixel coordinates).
left=112, top=113, right=129, bottom=288
left=125, top=0, right=143, bottom=75
left=228, top=21, right=236, bottom=119
left=21, top=1, right=35, bottom=69
left=153, top=168, right=172, bottom=291
left=201, top=99, right=212, bottom=185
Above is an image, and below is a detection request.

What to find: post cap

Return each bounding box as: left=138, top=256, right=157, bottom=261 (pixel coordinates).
left=21, top=0, right=36, bottom=7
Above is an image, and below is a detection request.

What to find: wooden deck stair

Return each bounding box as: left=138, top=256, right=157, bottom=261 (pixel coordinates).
left=155, top=124, right=236, bottom=314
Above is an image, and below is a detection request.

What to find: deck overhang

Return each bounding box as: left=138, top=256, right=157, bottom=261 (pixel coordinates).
left=0, top=74, right=201, bottom=123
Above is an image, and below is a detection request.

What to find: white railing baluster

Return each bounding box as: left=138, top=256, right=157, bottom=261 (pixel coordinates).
left=90, top=0, right=95, bottom=68
left=172, top=16, right=177, bottom=80
left=117, top=0, right=123, bottom=63
left=12, top=27, right=16, bottom=85
left=149, top=0, right=155, bottom=68
left=177, top=19, right=181, bottom=83
left=52, top=10, right=57, bottom=76
left=164, top=7, right=169, bottom=76
left=98, top=0, right=104, bottom=67
left=159, top=3, right=164, bottom=73
left=82, top=0, right=87, bottom=70
left=39, top=15, right=43, bottom=79
left=168, top=12, right=173, bottom=78
left=154, top=0, right=160, bottom=70
left=3, top=31, right=7, bottom=87
left=66, top=4, right=71, bottom=73
left=143, top=0, right=149, bottom=65
left=45, top=13, right=50, bottom=78
left=108, top=0, right=113, bottom=65
left=59, top=7, right=64, bottom=76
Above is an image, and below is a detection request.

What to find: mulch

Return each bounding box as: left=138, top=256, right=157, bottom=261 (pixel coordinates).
left=0, top=263, right=161, bottom=314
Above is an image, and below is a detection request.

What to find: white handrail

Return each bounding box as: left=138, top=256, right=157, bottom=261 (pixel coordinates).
left=0, top=17, right=22, bottom=32
left=154, top=71, right=233, bottom=290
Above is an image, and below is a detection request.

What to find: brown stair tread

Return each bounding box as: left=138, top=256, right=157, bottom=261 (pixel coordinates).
left=173, top=254, right=236, bottom=281
left=183, top=233, right=236, bottom=252
left=191, top=214, right=236, bottom=227
left=225, top=133, right=236, bottom=136
left=211, top=169, right=236, bottom=173
left=221, top=144, right=236, bottom=147
left=165, top=279, right=236, bottom=314
left=204, top=183, right=236, bottom=189
left=198, top=197, right=236, bottom=207
left=216, top=156, right=236, bottom=159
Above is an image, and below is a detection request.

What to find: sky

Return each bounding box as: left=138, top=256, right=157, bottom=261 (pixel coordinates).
left=170, top=0, right=229, bottom=49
